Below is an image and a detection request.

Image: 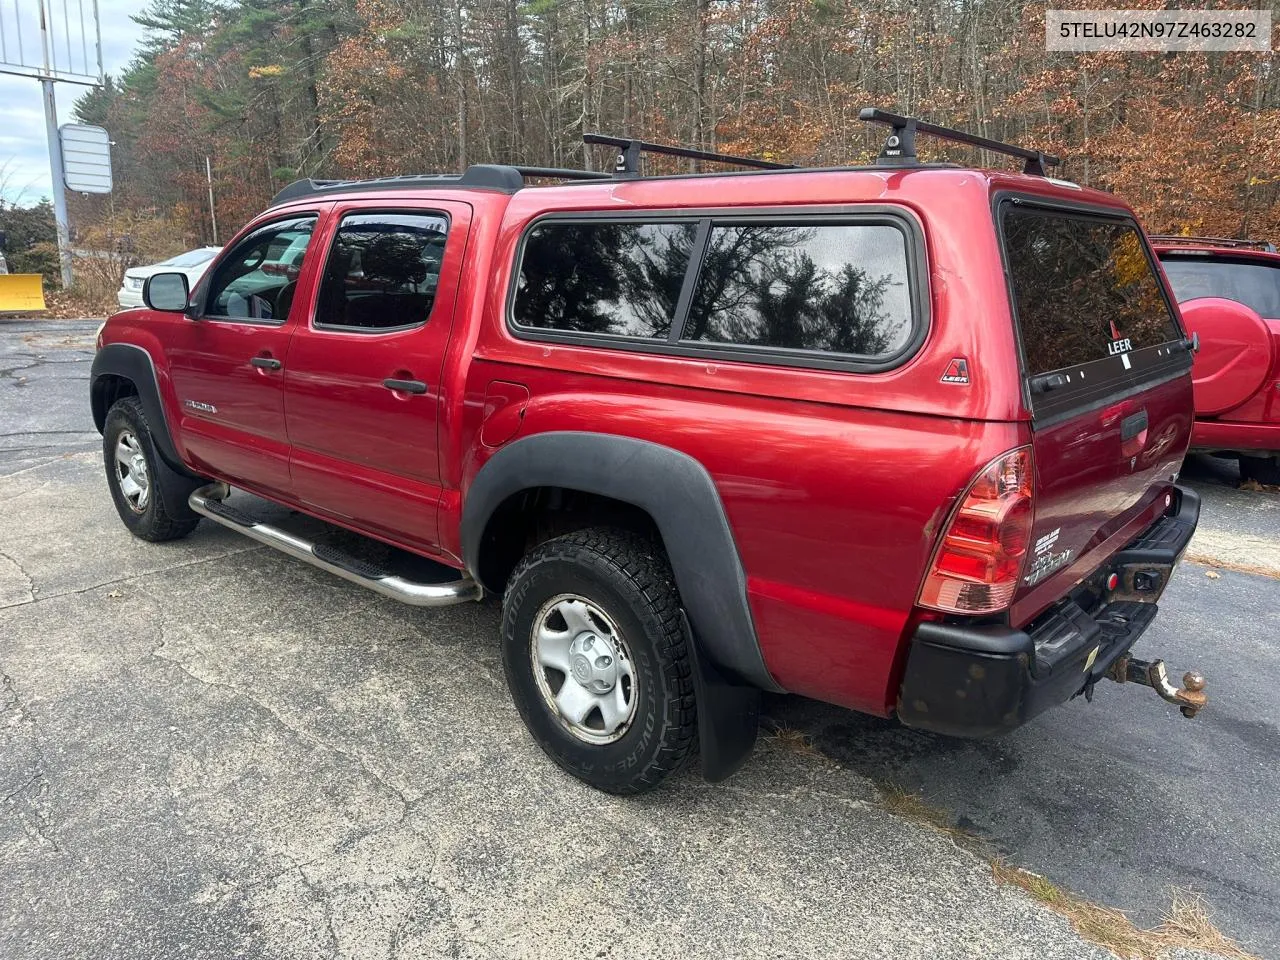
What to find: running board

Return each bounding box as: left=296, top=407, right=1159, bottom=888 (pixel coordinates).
left=188, top=483, right=482, bottom=607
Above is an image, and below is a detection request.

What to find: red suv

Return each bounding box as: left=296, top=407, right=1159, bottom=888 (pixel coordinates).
left=1153, top=236, right=1280, bottom=484
left=90, top=111, right=1206, bottom=794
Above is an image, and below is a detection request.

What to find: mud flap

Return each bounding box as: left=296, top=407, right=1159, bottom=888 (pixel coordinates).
left=682, top=612, right=761, bottom=782
left=152, top=454, right=207, bottom=519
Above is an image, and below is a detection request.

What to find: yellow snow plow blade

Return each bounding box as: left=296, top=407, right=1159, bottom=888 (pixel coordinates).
left=0, top=274, right=46, bottom=312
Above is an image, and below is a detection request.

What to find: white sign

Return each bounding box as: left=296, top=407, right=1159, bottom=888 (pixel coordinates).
left=59, top=124, right=112, bottom=194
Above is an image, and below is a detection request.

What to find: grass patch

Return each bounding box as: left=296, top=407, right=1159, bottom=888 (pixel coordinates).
left=776, top=743, right=1256, bottom=958
left=1185, top=554, right=1280, bottom=581
left=1238, top=479, right=1279, bottom=494
left=875, top=782, right=985, bottom=852
left=992, top=862, right=1258, bottom=960
left=875, top=785, right=1256, bottom=958
left=765, top=725, right=827, bottom=760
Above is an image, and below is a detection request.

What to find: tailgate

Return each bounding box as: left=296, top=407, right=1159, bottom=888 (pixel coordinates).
left=999, top=199, right=1195, bottom=624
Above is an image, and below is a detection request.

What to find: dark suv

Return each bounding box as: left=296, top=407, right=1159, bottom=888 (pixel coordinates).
left=90, top=111, right=1206, bottom=794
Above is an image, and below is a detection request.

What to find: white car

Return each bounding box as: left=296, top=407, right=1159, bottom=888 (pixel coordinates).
left=117, top=247, right=221, bottom=308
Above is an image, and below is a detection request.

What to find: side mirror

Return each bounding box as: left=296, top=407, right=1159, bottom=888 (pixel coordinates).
left=143, top=272, right=190, bottom=312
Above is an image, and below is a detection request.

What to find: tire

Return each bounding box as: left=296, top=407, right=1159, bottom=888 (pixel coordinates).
left=501, top=528, right=697, bottom=794
left=1238, top=455, right=1280, bottom=486
left=103, top=396, right=202, bottom=542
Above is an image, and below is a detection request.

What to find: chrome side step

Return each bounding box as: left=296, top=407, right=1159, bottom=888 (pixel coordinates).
left=189, top=483, right=482, bottom=607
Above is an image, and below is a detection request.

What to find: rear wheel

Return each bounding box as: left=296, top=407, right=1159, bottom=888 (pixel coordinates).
left=103, top=396, right=202, bottom=542
left=1239, top=455, right=1280, bottom=486
left=501, top=528, right=697, bottom=794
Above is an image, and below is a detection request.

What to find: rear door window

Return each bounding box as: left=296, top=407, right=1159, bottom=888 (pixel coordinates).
left=1160, top=256, right=1280, bottom=319
left=314, top=212, right=449, bottom=331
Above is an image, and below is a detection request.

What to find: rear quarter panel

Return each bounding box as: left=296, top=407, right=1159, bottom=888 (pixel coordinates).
left=466, top=370, right=1020, bottom=712
left=453, top=171, right=1030, bottom=714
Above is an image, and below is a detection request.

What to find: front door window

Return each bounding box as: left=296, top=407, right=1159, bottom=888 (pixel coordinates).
left=203, top=216, right=318, bottom=322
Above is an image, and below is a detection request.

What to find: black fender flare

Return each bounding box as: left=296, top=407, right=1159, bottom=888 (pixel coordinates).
left=91, top=343, right=198, bottom=477
left=460, top=431, right=782, bottom=696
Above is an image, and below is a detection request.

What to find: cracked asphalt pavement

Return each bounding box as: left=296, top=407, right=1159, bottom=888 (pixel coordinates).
left=2, top=319, right=1278, bottom=959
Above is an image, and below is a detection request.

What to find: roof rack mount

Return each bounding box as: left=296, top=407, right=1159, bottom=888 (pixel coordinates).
left=858, top=107, right=1061, bottom=177
left=583, top=133, right=796, bottom=178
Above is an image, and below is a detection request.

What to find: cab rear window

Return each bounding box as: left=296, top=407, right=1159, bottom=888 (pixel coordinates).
left=1003, top=206, right=1181, bottom=377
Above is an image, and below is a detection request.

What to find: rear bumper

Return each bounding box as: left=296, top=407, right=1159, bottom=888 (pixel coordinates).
left=896, top=485, right=1200, bottom=737
left=1192, top=418, right=1280, bottom=457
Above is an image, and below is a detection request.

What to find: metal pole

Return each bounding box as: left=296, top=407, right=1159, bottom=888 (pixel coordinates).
left=62, top=0, right=72, bottom=73
left=16, top=0, right=26, bottom=66
left=79, top=0, right=89, bottom=76
left=38, top=0, right=73, bottom=288
left=92, top=0, right=104, bottom=80
left=205, top=156, right=218, bottom=245
left=41, top=79, right=73, bottom=288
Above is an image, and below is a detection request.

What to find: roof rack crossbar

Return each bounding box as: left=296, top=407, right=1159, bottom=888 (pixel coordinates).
left=1148, top=235, right=1277, bottom=253
left=858, top=107, right=1060, bottom=176
left=583, top=132, right=796, bottom=177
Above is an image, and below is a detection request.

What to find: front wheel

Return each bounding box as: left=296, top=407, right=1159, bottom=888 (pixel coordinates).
left=103, top=396, right=202, bottom=542
left=501, top=528, right=697, bottom=794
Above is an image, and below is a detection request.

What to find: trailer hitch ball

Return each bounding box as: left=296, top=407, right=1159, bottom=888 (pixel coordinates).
left=1178, top=671, right=1207, bottom=718
left=1106, top=655, right=1208, bottom=718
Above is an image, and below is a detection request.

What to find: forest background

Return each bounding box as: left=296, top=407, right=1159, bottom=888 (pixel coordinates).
left=3, top=0, right=1278, bottom=308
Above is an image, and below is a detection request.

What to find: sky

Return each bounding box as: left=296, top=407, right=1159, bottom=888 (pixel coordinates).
left=0, top=0, right=150, bottom=206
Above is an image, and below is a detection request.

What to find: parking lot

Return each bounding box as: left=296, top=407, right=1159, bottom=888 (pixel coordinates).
left=2, top=319, right=1278, bottom=959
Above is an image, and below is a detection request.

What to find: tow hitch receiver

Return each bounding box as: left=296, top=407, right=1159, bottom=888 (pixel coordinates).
left=1106, top=655, right=1207, bottom=718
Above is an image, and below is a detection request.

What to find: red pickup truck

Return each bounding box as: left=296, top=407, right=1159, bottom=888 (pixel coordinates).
left=91, top=112, right=1206, bottom=794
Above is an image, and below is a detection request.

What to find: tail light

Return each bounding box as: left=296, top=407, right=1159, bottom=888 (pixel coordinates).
left=918, top=447, right=1035, bottom=615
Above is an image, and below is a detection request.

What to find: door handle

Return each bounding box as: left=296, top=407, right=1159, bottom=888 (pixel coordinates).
left=250, top=356, right=282, bottom=370
left=383, top=378, right=427, bottom=395
left=1120, top=409, right=1148, bottom=441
